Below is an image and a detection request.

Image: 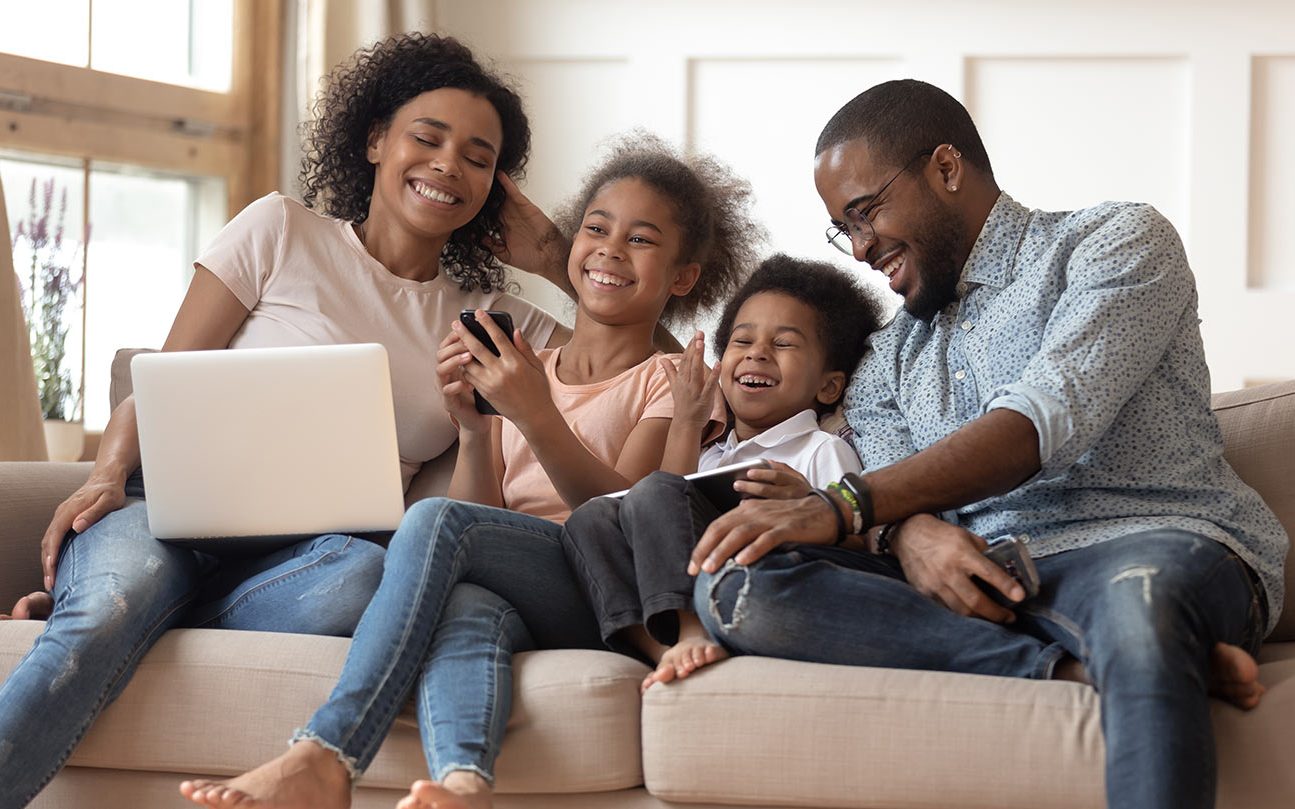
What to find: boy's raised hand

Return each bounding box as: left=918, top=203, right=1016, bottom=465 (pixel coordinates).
left=733, top=461, right=812, bottom=500
left=436, top=331, right=493, bottom=434
left=659, top=330, right=720, bottom=433
left=453, top=309, right=552, bottom=427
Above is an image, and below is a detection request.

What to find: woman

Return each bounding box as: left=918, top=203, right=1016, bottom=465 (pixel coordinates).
left=0, top=33, right=569, bottom=807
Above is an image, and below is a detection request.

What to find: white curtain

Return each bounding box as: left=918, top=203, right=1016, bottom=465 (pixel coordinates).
left=0, top=173, right=49, bottom=461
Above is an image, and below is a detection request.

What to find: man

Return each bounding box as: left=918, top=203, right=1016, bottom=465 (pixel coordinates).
left=686, top=79, right=1287, bottom=809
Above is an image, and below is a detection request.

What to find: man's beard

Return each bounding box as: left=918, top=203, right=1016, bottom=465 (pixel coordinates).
left=902, top=187, right=965, bottom=321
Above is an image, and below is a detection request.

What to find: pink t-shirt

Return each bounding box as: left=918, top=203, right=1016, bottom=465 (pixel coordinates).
left=500, top=347, right=677, bottom=523
left=197, top=192, right=558, bottom=489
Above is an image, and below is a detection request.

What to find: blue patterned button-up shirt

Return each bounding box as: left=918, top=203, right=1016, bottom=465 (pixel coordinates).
left=845, top=193, right=1288, bottom=632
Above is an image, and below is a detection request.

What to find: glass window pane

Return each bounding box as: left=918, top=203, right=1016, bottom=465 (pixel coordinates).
left=0, top=0, right=90, bottom=67
left=83, top=163, right=226, bottom=430
left=90, top=0, right=234, bottom=91
left=1, top=152, right=87, bottom=423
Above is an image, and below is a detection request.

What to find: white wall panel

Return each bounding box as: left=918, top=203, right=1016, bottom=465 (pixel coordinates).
left=967, top=57, right=1191, bottom=239
left=498, top=58, right=638, bottom=315
left=688, top=58, right=908, bottom=314
left=430, top=0, right=1295, bottom=389
left=1248, top=55, right=1295, bottom=292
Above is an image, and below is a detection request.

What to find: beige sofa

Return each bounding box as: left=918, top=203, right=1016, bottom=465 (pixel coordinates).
left=2, top=380, right=1293, bottom=809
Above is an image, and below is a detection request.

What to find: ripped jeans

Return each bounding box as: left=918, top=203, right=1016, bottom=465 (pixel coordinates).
left=695, top=529, right=1266, bottom=809
left=0, top=497, right=386, bottom=808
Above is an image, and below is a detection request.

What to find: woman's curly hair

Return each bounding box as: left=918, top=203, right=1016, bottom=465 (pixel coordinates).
left=299, top=32, right=529, bottom=293
left=553, top=132, right=765, bottom=326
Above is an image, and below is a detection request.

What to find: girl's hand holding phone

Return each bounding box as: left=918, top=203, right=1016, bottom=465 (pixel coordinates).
left=437, top=331, right=493, bottom=434
left=660, top=330, right=720, bottom=434
left=452, top=309, right=552, bottom=427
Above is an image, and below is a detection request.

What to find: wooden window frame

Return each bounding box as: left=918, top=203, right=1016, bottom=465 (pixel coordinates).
left=0, top=0, right=283, bottom=220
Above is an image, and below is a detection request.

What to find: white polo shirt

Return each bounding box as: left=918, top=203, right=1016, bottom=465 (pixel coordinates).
left=698, top=409, right=862, bottom=488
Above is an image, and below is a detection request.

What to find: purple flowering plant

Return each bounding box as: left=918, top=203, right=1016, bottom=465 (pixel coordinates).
left=14, top=177, right=83, bottom=421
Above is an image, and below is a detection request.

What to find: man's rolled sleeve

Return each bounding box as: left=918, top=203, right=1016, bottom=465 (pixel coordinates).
left=985, top=205, right=1193, bottom=479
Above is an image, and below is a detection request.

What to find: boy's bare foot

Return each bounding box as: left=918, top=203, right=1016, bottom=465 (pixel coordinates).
left=178, top=740, right=351, bottom=808
left=1209, top=642, right=1264, bottom=710
left=396, top=773, right=492, bottom=809
left=0, top=592, right=54, bottom=621
left=641, top=613, right=728, bottom=694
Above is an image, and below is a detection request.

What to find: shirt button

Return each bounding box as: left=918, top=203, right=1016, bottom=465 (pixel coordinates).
left=954, top=369, right=967, bottom=380
left=961, top=320, right=973, bottom=331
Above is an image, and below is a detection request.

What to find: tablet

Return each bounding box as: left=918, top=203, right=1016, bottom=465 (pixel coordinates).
left=604, top=459, right=771, bottom=512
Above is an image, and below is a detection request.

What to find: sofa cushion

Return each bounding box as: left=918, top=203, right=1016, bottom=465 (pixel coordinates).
left=1212, top=380, right=1295, bottom=642
left=0, top=623, right=648, bottom=793
left=641, top=654, right=1295, bottom=809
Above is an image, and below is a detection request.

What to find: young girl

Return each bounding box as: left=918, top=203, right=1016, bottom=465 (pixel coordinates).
left=561, top=254, right=885, bottom=693
left=0, top=32, right=565, bottom=807
left=179, top=134, right=761, bottom=809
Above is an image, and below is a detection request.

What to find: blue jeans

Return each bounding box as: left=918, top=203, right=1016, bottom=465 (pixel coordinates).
left=298, top=497, right=602, bottom=783
left=695, top=529, right=1266, bottom=809
left=0, top=498, right=386, bottom=808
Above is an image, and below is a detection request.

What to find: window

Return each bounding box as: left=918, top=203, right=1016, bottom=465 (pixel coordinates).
left=1, top=0, right=281, bottom=431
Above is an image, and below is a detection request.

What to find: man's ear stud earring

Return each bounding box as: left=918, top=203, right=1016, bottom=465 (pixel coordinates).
left=950, top=185, right=958, bottom=192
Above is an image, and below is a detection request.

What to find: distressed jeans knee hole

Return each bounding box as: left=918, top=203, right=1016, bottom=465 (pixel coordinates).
left=706, top=559, right=752, bottom=631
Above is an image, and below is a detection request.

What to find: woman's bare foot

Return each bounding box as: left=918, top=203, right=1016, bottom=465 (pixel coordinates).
left=178, top=740, right=351, bottom=808
left=641, top=612, right=728, bottom=694
left=396, top=772, right=492, bottom=809
left=0, top=592, right=54, bottom=621
left=1209, top=642, right=1264, bottom=710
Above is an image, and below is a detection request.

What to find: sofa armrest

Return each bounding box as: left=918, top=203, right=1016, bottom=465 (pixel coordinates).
left=0, top=462, right=92, bottom=606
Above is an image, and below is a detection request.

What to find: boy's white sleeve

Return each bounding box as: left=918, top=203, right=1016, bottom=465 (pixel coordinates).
left=802, top=435, right=864, bottom=489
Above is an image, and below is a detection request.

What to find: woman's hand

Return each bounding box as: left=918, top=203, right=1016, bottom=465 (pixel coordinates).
left=659, top=330, right=720, bottom=435
left=453, top=309, right=553, bottom=428
left=437, top=331, right=494, bottom=434
left=40, top=474, right=129, bottom=589
left=491, top=172, right=570, bottom=287
left=733, top=461, right=812, bottom=500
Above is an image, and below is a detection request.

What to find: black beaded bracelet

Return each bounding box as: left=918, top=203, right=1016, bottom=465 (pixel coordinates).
left=875, top=521, right=900, bottom=555
left=809, top=488, right=848, bottom=546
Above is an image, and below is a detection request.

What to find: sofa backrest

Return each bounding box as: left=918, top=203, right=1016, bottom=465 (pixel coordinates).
left=1211, top=380, right=1295, bottom=642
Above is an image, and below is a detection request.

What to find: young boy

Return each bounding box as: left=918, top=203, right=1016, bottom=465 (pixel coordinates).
left=561, top=253, right=885, bottom=691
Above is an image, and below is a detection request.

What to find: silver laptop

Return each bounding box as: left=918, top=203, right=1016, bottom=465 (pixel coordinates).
left=131, top=343, right=405, bottom=550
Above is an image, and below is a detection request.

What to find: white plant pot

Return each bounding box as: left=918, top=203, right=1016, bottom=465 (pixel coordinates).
left=43, top=419, right=85, bottom=462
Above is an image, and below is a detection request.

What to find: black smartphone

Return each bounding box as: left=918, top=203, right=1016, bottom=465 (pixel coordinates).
left=975, top=535, right=1041, bottom=606
left=459, top=309, right=515, bottom=415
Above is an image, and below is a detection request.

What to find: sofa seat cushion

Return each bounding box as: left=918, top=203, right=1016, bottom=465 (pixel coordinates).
left=0, top=623, right=648, bottom=793
left=641, top=654, right=1295, bottom=809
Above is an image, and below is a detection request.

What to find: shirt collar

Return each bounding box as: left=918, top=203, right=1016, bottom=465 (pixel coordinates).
left=720, top=409, right=822, bottom=451
left=958, top=191, right=1032, bottom=292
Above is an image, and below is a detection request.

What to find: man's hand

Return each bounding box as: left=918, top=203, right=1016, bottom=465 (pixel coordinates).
left=491, top=172, right=570, bottom=285
left=889, top=514, right=1024, bottom=623
left=688, top=493, right=838, bottom=575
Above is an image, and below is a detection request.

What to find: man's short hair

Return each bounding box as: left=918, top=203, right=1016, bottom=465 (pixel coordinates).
left=815, top=79, right=993, bottom=177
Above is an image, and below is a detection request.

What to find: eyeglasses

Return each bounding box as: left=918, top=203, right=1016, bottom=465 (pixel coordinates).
left=825, top=149, right=934, bottom=255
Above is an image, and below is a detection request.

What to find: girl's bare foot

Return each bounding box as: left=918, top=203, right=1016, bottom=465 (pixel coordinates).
left=641, top=612, right=728, bottom=694
left=0, top=592, right=54, bottom=620
left=396, top=772, right=492, bottom=809
left=1209, top=642, right=1264, bottom=710
left=178, top=740, right=351, bottom=808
